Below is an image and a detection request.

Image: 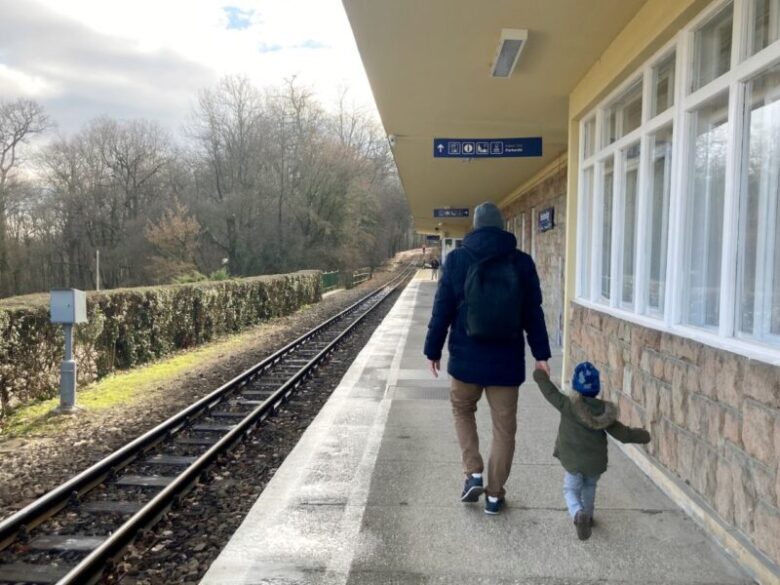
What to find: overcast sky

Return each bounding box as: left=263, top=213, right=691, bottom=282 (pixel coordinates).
left=0, top=0, right=377, bottom=136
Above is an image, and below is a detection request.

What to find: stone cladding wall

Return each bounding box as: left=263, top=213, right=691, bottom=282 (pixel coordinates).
left=504, top=163, right=567, bottom=347
left=569, top=303, right=780, bottom=565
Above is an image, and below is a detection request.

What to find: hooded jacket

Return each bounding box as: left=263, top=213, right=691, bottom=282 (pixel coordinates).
left=423, top=226, right=551, bottom=387
left=533, top=370, right=651, bottom=476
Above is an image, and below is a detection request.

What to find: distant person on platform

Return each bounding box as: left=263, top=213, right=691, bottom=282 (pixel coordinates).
left=430, top=256, right=440, bottom=280
left=423, top=201, right=551, bottom=515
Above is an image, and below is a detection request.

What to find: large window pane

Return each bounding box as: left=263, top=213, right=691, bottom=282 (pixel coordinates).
left=652, top=53, right=676, bottom=117
left=622, top=143, right=640, bottom=305
left=601, top=158, right=615, bottom=300
left=580, top=167, right=594, bottom=297
left=603, top=81, right=643, bottom=146
left=738, top=65, right=780, bottom=341
left=684, top=92, right=729, bottom=328
left=647, top=126, right=673, bottom=314
left=691, top=3, right=733, bottom=92
left=750, top=0, right=780, bottom=56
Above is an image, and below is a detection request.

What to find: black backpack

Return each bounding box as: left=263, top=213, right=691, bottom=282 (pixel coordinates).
left=462, top=250, right=523, bottom=340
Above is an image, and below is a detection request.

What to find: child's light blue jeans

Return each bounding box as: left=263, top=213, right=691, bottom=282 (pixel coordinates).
left=563, top=471, right=600, bottom=518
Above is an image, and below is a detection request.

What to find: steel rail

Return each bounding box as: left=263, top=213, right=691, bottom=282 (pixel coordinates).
left=54, top=269, right=410, bottom=584
left=0, top=268, right=410, bottom=556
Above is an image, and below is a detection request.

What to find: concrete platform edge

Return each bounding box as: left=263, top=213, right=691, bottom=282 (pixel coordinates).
left=198, top=280, right=419, bottom=584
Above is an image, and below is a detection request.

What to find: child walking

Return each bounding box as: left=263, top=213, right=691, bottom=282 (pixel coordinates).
left=533, top=362, right=650, bottom=540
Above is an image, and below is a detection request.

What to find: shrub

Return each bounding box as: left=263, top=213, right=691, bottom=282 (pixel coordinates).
left=208, top=268, right=231, bottom=281
left=172, top=271, right=207, bottom=284
left=0, top=271, right=321, bottom=420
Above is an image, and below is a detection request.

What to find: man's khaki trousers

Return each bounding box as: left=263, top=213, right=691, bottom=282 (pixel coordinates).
left=450, top=377, right=519, bottom=498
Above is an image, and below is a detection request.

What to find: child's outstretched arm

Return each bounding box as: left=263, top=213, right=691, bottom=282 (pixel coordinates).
left=532, top=370, right=566, bottom=412
left=606, top=421, right=651, bottom=444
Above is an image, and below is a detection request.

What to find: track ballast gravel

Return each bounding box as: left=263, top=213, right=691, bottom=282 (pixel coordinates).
left=0, top=268, right=403, bottom=517
left=114, top=279, right=408, bottom=585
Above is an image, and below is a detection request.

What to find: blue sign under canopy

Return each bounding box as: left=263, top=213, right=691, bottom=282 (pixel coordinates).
left=433, top=137, right=542, bottom=158
left=433, top=208, right=470, bottom=218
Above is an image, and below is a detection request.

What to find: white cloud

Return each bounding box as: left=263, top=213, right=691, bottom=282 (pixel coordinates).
left=0, top=0, right=377, bottom=134
left=0, top=64, right=54, bottom=97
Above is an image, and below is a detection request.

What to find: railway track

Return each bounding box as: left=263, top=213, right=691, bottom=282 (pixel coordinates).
left=0, top=268, right=413, bottom=585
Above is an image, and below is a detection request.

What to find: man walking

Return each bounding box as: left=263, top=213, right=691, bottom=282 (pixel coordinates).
left=424, top=202, right=551, bottom=514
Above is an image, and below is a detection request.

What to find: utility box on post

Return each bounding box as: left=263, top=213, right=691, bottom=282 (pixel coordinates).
left=50, top=289, right=87, bottom=324
left=50, top=289, right=87, bottom=413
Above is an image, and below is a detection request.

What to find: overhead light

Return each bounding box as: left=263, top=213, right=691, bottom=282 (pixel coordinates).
left=491, top=29, right=527, bottom=78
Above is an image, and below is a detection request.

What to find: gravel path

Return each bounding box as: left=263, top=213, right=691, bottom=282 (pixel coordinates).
left=0, top=261, right=413, bottom=518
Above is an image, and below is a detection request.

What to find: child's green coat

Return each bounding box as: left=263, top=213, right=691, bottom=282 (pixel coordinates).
left=533, top=370, right=651, bottom=476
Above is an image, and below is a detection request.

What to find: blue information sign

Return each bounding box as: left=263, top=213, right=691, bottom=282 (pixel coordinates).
left=425, top=234, right=440, bottom=242
left=434, top=208, right=469, bottom=218
left=433, top=137, right=542, bottom=158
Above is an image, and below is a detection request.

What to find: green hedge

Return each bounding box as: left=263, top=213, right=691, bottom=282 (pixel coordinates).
left=0, top=271, right=321, bottom=419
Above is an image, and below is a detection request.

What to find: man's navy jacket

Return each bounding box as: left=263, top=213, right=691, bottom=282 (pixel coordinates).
left=423, top=226, right=552, bottom=387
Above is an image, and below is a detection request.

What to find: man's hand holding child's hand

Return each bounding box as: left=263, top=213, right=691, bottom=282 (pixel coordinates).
left=535, top=361, right=550, bottom=376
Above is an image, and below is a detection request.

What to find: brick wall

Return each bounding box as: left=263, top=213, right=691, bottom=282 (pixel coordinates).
left=504, top=162, right=567, bottom=346
left=569, top=303, right=780, bottom=565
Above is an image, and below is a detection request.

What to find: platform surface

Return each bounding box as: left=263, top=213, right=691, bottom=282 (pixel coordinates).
left=200, top=278, right=752, bottom=585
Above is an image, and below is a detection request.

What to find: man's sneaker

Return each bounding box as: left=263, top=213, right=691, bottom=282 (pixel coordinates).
left=574, top=510, right=592, bottom=540
left=484, top=496, right=504, bottom=515
left=460, top=474, right=484, bottom=502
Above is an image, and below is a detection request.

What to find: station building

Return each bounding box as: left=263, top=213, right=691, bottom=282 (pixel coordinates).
left=344, top=0, right=780, bottom=574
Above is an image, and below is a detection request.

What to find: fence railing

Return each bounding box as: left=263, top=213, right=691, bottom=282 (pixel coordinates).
left=351, top=267, right=372, bottom=287
left=321, top=271, right=340, bottom=293
left=320, top=267, right=373, bottom=292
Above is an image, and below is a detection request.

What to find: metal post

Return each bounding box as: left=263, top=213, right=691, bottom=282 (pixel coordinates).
left=59, top=324, right=77, bottom=412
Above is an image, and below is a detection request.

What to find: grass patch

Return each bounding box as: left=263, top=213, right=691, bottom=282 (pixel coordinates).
left=0, top=318, right=290, bottom=439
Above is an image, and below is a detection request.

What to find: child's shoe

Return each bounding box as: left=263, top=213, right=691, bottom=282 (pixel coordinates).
left=574, top=510, right=592, bottom=540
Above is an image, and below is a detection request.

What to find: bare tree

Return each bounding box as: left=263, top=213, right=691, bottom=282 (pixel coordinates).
left=0, top=99, right=51, bottom=294
left=38, top=117, right=174, bottom=289
left=0, top=80, right=412, bottom=298
left=190, top=76, right=269, bottom=273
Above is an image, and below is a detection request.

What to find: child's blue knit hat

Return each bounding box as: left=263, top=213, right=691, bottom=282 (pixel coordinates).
left=572, top=361, right=600, bottom=397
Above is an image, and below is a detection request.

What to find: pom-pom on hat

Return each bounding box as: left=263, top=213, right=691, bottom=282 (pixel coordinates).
left=572, top=361, right=600, bottom=397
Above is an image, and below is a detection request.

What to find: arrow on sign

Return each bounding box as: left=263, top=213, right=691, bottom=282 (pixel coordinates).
left=436, top=143, right=445, bottom=153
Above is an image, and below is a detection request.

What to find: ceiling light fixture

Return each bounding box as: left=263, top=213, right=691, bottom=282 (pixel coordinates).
left=491, top=29, right=528, bottom=78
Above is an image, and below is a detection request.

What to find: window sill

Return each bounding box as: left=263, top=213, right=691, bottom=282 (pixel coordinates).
left=572, top=298, right=780, bottom=366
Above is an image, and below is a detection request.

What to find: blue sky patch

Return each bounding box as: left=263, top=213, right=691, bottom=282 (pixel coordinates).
left=258, top=42, right=283, bottom=53
left=295, top=39, right=328, bottom=50
left=223, top=6, right=253, bottom=30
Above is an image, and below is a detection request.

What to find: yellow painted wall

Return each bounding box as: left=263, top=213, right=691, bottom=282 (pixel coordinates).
left=562, top=0, right=711, bottom=378
left=569, top=0, right=711, bottom=119
left=498, top=0, right=715, bottom=379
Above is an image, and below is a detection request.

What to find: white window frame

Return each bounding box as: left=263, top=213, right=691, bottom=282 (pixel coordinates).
left=575, top=0, right=780, bottom=365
